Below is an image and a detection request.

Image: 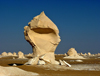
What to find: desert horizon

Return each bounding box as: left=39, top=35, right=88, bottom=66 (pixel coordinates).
left=0, top=50, right=100, bottom=76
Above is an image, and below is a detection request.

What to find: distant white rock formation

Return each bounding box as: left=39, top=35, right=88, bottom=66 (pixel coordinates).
left=8, top=52, right=13, bottom=56
left=1, top=52, right=7, bottom=56
left=18, top=51, right=26, bottom=59
left=64, top=48, right=85, bottom=59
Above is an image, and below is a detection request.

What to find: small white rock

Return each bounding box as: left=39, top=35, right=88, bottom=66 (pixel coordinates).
left=75, top=60, right=83, bottom=62
left=37, top=60, right=45, bottom=65
left=63, top=60, right=71, bottom=67
left=13, top=64, right=17, bottom=66
left=59, top=60, right=65, bottom=65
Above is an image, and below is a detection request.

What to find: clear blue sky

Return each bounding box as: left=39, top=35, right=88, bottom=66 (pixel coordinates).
left=0, top=0, right=100, bottom=54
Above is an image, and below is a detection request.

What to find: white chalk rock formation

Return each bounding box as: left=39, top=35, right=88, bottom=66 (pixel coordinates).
left=1, top=52, right=7, bottom=56
left=64, top=48, right=85, bottom=59
left=80, top=53, right=83, bottom=56
left=13, top=52, right=17, bottom=56
left=98, top=53, right=100, bottom=56
left=24, top=11, right=61, bottom=65
left=88, top=52, right=91, bottom=56
left=18, top=51, right=26, bottom=59
left=26, top=53, right=33, bottom=56
left=84, top=53, right=87, bottom=56
left=67, top=48, right=79, bottom=57
left=8, top=52, right=13, bottom=56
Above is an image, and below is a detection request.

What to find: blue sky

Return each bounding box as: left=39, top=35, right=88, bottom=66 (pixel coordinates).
left=0, top=0, right=100, bottom=54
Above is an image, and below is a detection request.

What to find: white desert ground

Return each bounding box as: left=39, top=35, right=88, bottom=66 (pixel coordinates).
left=0, top=52, right=100, bottom=76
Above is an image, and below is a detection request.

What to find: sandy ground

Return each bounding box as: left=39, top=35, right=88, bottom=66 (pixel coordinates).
left=0, top=55, right=100, bottom=76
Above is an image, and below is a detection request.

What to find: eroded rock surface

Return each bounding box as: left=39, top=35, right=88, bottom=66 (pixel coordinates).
left=64, top=48, right=85, bottom=59
left=24, top=11, right=61, bottom=64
